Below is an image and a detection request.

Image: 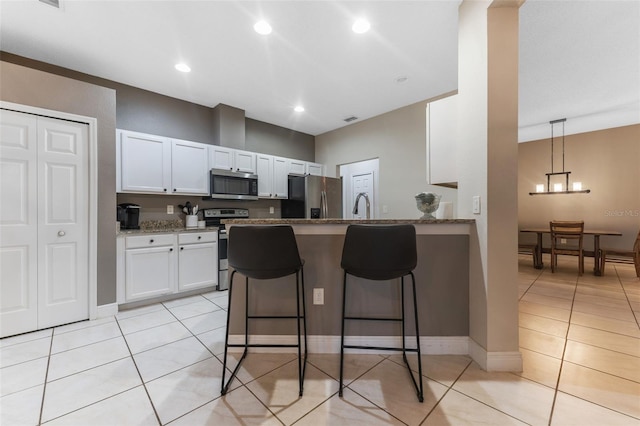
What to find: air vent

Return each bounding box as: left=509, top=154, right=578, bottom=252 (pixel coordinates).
left=39, top=0, right=60, bottom=8
left=343, top=116, right=358, bottom=123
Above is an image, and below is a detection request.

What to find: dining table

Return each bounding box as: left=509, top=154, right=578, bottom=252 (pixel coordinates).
left=520, top=227, right=622, bottom=276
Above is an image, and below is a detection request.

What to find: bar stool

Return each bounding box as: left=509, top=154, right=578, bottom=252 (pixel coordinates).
left=221, top=225, right=307, bottom=396
left=339, top=224, right=424, bottom=402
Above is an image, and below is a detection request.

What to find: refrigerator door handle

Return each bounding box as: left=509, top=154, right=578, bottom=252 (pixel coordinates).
left=320, top=191, right=327, bottom=218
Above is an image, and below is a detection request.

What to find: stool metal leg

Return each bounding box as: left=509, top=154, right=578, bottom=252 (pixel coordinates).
left=410, top=272, right=424, bottom=402
left=221, top=271, right=250, bottom=395
left=338, top=271, right=347, bottom=397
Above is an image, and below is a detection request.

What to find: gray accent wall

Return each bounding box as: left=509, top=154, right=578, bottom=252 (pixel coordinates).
left=246, top=118, right=315, bottom=161
left=0, top=60, right=117, bottom=306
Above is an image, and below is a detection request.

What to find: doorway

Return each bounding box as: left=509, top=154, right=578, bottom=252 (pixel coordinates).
left=339, top=158, right=379, bottom=219
left=1, top=105, right=97, bottom=337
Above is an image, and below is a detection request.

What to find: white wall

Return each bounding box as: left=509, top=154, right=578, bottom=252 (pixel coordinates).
left=316, top=101, right=457, bottom=220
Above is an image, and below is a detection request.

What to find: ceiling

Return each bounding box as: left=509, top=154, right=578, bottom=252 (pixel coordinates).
left=1, top=0, right=638, bottom=141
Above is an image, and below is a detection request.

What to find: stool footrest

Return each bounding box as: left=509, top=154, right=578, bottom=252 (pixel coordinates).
left=343, top=344, right=419, bottom=352
left=247, top=315, right=300, bottom=319
left=227, top=343, right=300, bottom=348
left=344, top=316, right=402, bottom=322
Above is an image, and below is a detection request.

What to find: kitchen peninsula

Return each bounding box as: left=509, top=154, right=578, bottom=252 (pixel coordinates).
left=223, top=218, right=474, bottom=354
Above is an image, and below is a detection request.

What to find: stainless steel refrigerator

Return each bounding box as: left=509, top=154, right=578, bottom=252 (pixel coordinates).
left=281, top=175, right=343, bottom=219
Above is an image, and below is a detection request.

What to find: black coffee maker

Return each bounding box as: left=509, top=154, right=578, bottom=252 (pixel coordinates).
left=117, top=203, right=140, bottom=229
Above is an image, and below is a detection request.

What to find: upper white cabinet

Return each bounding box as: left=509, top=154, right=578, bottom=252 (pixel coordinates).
left=118, top=130, right=171, bottom=194
left=288, top=159, right=306, bottom=176
left=209, top=146, right=256, bottom=173
left=307, top=162, right=324, bottom=176
left=256, top=154, right=288, bottom=199
left=171, top=139, right=209, bottom=194
left=209, top=146, right=234, bottom=171
left=233, top=149, right=256, bottom=173
left=426, top=95, right=458, bottom=187
left=117, top=130, right=209, bottom=195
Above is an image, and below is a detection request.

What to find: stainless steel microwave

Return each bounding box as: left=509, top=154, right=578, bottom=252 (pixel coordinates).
left=210, top=168, right=259, bottom=200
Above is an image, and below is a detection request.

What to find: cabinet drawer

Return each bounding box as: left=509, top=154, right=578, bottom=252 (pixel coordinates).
left=126, top=234, right=175, bottom=249
left=178, top=231, right=217, bottom=245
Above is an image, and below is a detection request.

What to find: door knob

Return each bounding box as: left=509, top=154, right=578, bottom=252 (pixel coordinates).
left=58, top=230, right=66, bottom=237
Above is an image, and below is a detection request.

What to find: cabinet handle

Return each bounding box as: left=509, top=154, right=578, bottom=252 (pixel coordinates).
left=170, top=248, right=173, bottom=252
left=150, top=239, right=154, bottom=243
left=163, top=188, right=167, bottom=192
left=180, top=247, right=184, bottom=250
left=173, top=188, right=177, bottom=192
left=197, top=236, right=201, bottom=240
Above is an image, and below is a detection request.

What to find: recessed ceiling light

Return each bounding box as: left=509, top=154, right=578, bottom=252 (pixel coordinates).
left=352, top=18, right=371, bottom=34
left=175, top=63, right=191, bottom=73
left=395, top=76, right=409, bottom=84
left=294, top=105, right=305, bottom=113
left=254, top=20, right=272, bottom=35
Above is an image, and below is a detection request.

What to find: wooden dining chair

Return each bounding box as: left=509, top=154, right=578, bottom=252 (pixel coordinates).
left=599, top=229, right=640, bottom=277
left=550, top=221, right=585, bottom=275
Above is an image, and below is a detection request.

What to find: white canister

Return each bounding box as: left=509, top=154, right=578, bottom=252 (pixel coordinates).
left=197, top=220, right=206, bottom=229
left=185, top=215, right=198, bottom=228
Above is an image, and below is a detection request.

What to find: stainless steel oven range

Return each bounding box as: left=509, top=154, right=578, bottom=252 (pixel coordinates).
left=202, top=208, right=249, bottom=290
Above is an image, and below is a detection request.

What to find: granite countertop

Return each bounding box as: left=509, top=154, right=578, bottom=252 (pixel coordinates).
left=221, top=218, right=475, bottom=225
left=117, top=219, right=219, bottom=236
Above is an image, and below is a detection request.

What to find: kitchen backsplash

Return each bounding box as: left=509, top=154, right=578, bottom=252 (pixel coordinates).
left=116, top=193, right=282, bottom=222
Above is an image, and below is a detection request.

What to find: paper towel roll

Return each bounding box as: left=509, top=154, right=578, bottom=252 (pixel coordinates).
left=436, top=202, right=453, bottom=219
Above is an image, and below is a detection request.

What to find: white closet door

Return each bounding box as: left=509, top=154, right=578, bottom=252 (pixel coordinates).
left=37, top=117, right=89, bottom=329
left=0, top=110, right=39, bottom=336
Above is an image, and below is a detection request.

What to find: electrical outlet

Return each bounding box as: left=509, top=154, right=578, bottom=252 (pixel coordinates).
left=167, top=205, right=174, bottom=214
left=313, top=288, right=324, bottom=305
left=560, top=238, right=567, bottom=244
left=269, top=206, right=274, bottom=214
left=382, top=204, right=388, bottom=214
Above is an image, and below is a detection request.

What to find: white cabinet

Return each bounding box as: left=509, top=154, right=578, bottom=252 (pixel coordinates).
left=426, top=95, right=458, bottom=186
left=117, top=130, right=209, bottom=195
left=209, top=146, right=234, bottom=171
left=124, top=234, right=176, bottom=301
left=171, top=139, right=209, bottom=194
left=233, top=149, right=257, bottom=173
left=209, top=146, right=256, bottom=173
left=307, top=162, right=324, bottom=176
left=178, top=232, right=217, bottom=291
left=288, top=159, right=307, bottom=176
left=118, top=231, right=218, bottom=304
left=256, top=154, right=288, bottom=199
left=118, top=130, right=171, bottom=194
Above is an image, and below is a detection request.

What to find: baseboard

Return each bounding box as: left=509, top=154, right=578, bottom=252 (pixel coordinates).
left=228, top=334, right=470, bottom=355
left=468, top=338, right=523, bottom=372
left=96, top=303, right=118, bottom=319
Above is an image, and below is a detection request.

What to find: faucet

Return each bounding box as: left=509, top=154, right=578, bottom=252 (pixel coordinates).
left=352, top=192, right=371, bottom=219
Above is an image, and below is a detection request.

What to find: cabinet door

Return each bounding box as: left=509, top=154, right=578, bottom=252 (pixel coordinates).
left=307, top=162, right=324, bottom=176
left=125, top=245, right=175, bottom=301
left=256, top=154, right=273, bottom=198
left=209, top=146, right=234, bottom=171
left=288, top=159, right=306, bottom=176
left=234, top=150, right=256, bottom=173
left=120, top=131, right=171, bottom=193
left=171, top=139, right=209, bottom=194
left=178, top=242, right=217, bottom=291
left=272, top=156, right=289, bottom=198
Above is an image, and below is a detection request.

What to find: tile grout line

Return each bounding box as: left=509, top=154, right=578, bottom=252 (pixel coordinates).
left=114, top=314, right=163, bottom=425
left=615, top=265, right=640, bottom=329
left=546, top=272, right=583, bottom=426
left=36, top=328, right=53, bottom=426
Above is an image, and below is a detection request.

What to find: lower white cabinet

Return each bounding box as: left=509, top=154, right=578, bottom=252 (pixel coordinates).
left=178, top=232, right=218, bottom=291
left=124, top=234, right=176, bottom=302
left=118, top=231, right=218, bottom=304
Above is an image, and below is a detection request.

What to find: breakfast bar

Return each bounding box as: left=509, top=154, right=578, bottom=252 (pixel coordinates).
left=222, top=218, right=474, bottom=354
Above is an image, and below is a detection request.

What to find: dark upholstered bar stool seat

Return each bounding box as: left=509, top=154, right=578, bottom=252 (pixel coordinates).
left=339, top=224, right=424, bottom=402
left=221, top=225, right=307, bottom=396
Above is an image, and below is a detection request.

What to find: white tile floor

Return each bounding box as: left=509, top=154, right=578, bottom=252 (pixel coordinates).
left=1, top=255, right=639, bottom=425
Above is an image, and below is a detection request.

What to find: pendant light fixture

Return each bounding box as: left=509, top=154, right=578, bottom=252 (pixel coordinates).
left=529, top=118, right=591, bottom=195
